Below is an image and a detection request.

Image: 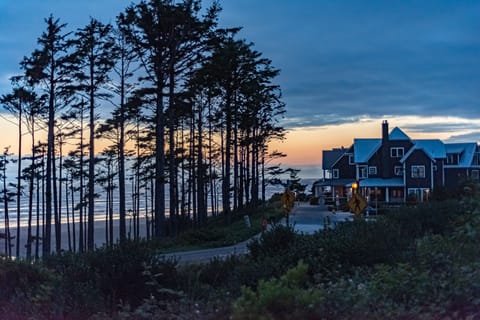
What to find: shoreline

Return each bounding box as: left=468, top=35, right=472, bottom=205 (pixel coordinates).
left=0, top=216, right=150, bottom=258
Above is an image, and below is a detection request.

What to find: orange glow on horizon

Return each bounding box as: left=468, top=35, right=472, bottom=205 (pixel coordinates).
left=269, top=116, right=480, bottom=167
left=0, top=115, right=479, bottom=170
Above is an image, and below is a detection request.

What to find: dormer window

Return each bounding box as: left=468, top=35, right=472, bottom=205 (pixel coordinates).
left=390, top=147, right=404, bottom=158
left=446, top=153, right=459, bottom=165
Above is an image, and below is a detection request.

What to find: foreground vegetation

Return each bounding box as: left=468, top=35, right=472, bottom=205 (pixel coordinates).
left=1, top=196, right=479, bottom=319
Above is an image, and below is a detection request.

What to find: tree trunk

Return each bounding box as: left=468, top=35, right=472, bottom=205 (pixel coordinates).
left=223, top=93, right=232, bottom=225
left=71, top=176, right=76, bottom=252
left=15, top=108, right=22, bottom=257
left=87, top=71, right=95, bottom=251
left=44, top=70, right=55, bottom=257
left=79, top=105, right=85, bottom=253
left=26, top=122, right=35, bottom=260
left=154, top=86, right=166, bottom=238
left=197, top=103, right=206, bottom=226
left=168, top=61, right=177, bottom=236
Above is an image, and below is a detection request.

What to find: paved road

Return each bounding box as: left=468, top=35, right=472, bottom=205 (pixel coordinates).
left=163, top=202, right=354, bottom=264
left=289, top=202, right=353, bottom=234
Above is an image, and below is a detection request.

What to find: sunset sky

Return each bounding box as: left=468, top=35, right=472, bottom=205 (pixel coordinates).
left=1, top=0, right=479, bottom=178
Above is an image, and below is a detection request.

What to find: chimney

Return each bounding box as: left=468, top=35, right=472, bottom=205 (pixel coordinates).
left=382, top=120, right=389, bottom=143
left=382, top=120, right=390, bottom=177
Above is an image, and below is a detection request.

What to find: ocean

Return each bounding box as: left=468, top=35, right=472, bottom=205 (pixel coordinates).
left=0, top=158, right=318, bottom=228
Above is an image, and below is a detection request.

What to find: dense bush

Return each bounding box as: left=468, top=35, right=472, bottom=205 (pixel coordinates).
left=232, top=198, right=480, bottom=319
left=233, top=260, right=323, bottom=320
left=0, top=259, right=56, bottom=319
left=1, top=199, right=478, bottom=319
left=248, top=224, right=297, bottom=260
left=43, top=241, right=178, bottom=317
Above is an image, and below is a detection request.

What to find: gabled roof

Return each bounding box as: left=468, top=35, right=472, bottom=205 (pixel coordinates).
left=322, top=148, right=346, bottom=170
left=389, top=127, right=410, bottom=141
left=400, top=139, right=446, bottom=163
left=353, top=138, right=381, bottom=163
left=445, top=143, right=468, bottom=154
left=445, top=143, right=477, bottom=167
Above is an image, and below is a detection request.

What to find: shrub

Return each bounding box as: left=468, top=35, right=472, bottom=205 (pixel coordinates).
left=44, top=240, right=178, bottom=314
left=0, top=259, right=56, bottom=318
left=385, top=200, right=463, bottom=239
left=232, top=260, right=324, bottom=320
left=248, top=224, right=297, bottom=260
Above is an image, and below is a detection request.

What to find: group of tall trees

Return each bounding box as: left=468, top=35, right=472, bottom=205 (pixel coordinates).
left=0, top=0, right=286, bottom=258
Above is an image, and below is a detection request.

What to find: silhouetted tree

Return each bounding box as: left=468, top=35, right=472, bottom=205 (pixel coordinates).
left=71, top=18, right=116, bottom=250
left=21, top=16, right=73, bottom=255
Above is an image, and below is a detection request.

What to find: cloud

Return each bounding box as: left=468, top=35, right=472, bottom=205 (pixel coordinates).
left=220, top=0, right=480, bottom=129
left=446, top=132, right=480, bottom=143
left=1, top=0, right=479, bottom=134
left=402, top=122, right=480, bottom=134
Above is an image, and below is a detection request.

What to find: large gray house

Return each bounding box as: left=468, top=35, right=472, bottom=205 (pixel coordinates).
left=314, top=121, right=480, bottom=205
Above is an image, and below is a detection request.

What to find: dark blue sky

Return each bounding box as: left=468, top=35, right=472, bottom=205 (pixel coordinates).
left=1, top=0, right=480, bottom=137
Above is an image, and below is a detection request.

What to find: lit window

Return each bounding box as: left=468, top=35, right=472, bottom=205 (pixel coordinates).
left=411, top=165, right=425, bottom=178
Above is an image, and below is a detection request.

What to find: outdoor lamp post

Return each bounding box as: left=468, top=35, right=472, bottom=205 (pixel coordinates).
left=352, top=181, right=358, bottom=194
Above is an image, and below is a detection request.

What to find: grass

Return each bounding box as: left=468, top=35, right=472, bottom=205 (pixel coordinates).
left=155, top=205, right=284, bottom=253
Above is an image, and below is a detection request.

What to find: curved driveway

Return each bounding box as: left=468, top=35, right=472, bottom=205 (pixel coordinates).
left=163, top=202, right=354, bottom=264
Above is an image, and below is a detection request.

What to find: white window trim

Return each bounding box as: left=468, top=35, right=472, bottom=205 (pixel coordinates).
left=411, top=165, right=425, bottom=178
left=394, top=166, right=403, bottom=176
left=368, top=166, right=377, bottom=175
left=348, top=154, right=354, bottom=165
left=332, top=169, right=339, bottom=179
left=408, top=188, right=430, bottom=202
left=358, top=165, right=368, bottom=179
left=390, top=147, right=404, bottom=158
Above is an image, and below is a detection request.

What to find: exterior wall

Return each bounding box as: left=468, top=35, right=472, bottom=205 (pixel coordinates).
left=444, top=168, right=470, bottom=191
left=404, top=150, right=432, bottom=190
left=469, top=167, right=480, bottom=181
left=367, top=148, right=383, bottom=178
left=332, top=154, right=356, bottom=179
left=389, top=140, right=413, bottom=178
left=376, top=140, right=413, bottom=179
left=433, top=159, right=444, bottom=189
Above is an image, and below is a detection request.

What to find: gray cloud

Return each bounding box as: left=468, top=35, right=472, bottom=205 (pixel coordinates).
left=1, top=0, right=479, bottom=130
left=220, top=0, right=480, bottom=128
left=403, top=123, right=480, bottom=134
left=446, top=132, right=480, bottom=143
